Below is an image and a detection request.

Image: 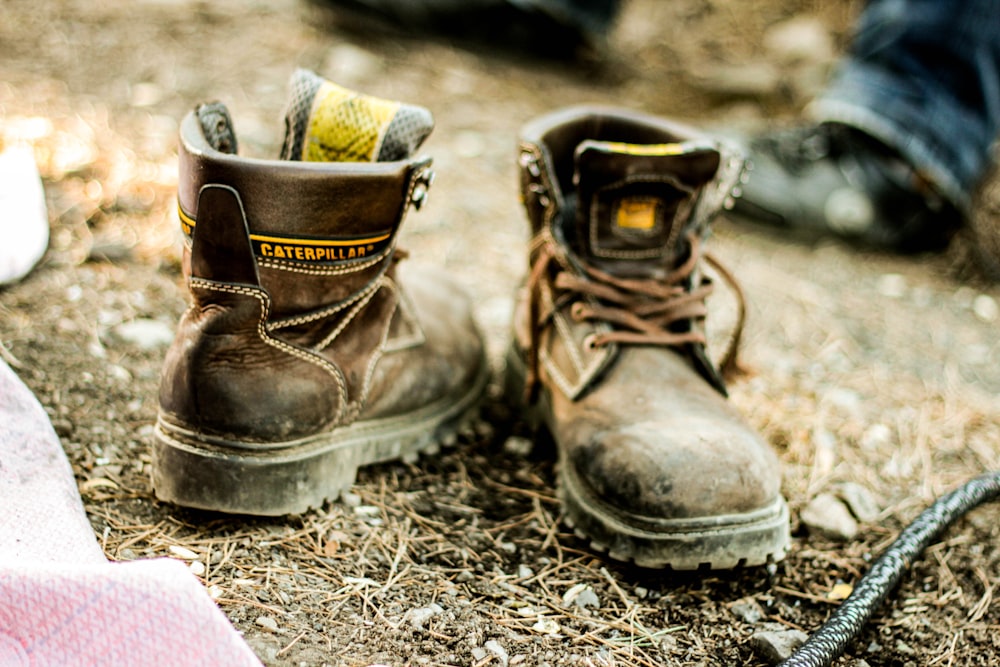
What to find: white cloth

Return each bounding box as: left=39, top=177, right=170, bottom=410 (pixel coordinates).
left=0, top=145, right=49, bottom=286
left=0, top=359, right=261, bottom=666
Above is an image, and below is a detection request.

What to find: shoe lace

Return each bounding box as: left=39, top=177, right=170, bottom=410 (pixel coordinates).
left=523, top=230, right=745, bottom=401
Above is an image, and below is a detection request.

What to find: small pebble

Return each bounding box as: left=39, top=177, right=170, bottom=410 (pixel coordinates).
left=763, top=16, right=835, bottom=63
left=836, top=482, right=880, bottom=523
left=531, top=618, right=560, bottom=635
left=169, top=545, right=198, bottom=560
left=973, top=294, right=998, bottom=322
left=731, top=597, right=766, bottom=624
left=405, top=603, right=444, bottom=630
left=255, top=616, right=278, bottom=632
left=860, top=423, right=893, bottom=449
left=485, top=639, right=509, bottom=666
left=110, top=319, right=175, bottom=350
left=323, top=44, right=383, bottom=85
left=692, top=62, right=781, bottom=98
left=353, top=505, right=380, bottom=517
left=800, top=493, right=859, bottom=541
left=503, top=436, right=533, bottom=457
left=876, top=273, right=907, bottom=299
left=751, top=628, right=808, bottom=662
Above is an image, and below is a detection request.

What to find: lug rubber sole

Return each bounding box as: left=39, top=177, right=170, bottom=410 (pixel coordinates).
left=559, top=466, right=789, bottom=570
left=152, top=363, right=490, bottom=516
left=504, top=345, right=790, bottom=570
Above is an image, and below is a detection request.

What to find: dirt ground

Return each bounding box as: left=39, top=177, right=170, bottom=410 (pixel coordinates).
left=3, top=0, right=1000, bottom=665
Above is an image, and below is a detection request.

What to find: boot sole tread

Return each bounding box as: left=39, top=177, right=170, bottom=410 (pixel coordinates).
left=151, top=363, right=490, bottom=516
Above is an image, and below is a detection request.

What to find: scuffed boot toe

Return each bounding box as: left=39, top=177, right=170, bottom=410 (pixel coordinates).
left=562, top=415, right=788, bottom=570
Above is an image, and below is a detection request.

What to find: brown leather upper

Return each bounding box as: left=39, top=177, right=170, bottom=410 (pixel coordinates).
left=158, top=111, right=485, bottom=444
left=512, top=106, right=781, bottom=523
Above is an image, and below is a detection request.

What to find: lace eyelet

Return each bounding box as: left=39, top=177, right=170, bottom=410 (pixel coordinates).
left=570, top=302, right=586, bottom=321
left=582, top=333, right=601, bottom=350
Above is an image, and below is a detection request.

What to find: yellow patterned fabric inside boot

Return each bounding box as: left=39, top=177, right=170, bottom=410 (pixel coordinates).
left=303, top=81, right=400, bottom=163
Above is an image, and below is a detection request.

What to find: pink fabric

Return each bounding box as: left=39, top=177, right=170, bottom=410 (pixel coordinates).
left=0, top=360, right=261, bottom=666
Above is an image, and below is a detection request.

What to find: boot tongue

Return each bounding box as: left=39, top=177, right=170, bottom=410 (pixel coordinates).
left=279, top=68, right=434, bottom=162
left=571, top=139, right=722, bottom=277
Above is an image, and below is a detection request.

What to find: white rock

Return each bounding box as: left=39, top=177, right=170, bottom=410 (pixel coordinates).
left=111, top=319, right=175, bottom=350
left=503, top=436, right=533, bottom=457
left=531, top=618, right=560, bottom=635
left=836, top=482, right=881, bottom=523
left=764, top=17, right=835, bottom=63
left=751, top=628, right=809, bottom=662
left=130, top=82, right=164, bottom=107
left=485, top=640, right=509, bottom=666
left=973, top=294, right=999, bottom=322
left=323, top=44, right=383, bottom=85
left=107, top=364, right=132, bottom=383
left=353, top=505, right=380, bottom=517
left=342, top=576, right=379, bottom=589
left=800, top=493, right=859, bottom=541
left=822, top=388, right=862, bottom=414
left=690, top=62, right=781, bottom=98
left=168, top=545, right=199, bottom=560
left=876, top=273, right=907, bottom=298
left=255, top=616, right=279, bottom=632
left=860, top=423, right=893, bottom=449
left=404, top=603, right=444, bottom=630
left=731, top=597, right=766, bottom=624
left=568, top=587, right=600, bottom=610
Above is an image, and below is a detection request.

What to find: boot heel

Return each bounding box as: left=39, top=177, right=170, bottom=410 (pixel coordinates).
left=151, top=424, right=359, bottom=516
left=153, top=360, right=490, bottom=516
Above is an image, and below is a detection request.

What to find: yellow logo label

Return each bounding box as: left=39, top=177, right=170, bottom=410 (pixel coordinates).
left=178, top=205, right=391, bottom=264
left=601, top=142, right=684, bottom=157
left=616, top=198, right=658, bottom=230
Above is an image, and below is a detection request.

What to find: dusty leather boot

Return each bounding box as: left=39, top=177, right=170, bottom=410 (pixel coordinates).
left=508, top=106, right=789, bottom=569
left=153, top=70, right=489, bottom=515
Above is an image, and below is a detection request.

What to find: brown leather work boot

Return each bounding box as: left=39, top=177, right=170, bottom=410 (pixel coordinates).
left=153, top=70, right=489, bottom=515
left=508, top=106, right=789, bottom=569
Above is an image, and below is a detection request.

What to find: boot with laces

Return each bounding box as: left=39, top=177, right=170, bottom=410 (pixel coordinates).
left=153, top=70, right=489, bottom=515
left=731, top=122, right=962, bottom=253
left=508, top=106, right=789, bottom=570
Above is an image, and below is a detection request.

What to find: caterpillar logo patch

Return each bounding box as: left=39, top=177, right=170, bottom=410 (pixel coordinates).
left=179, top=205, right=392, bottom=265
left=615, top=198, right=659, bottom=231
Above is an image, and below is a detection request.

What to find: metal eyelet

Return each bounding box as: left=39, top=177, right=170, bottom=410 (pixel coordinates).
left=410, top=167, right=435, bottom=210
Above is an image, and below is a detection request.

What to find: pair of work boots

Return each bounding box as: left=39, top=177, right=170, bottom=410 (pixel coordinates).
left=153, top=70, right=789, bottom=571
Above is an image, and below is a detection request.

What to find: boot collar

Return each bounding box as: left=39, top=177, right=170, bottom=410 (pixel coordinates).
left=177, top=110, right=433, bottom=262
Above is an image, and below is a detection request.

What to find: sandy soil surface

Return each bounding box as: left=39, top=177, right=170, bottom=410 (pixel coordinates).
left=2, top=0, right=1000, bottom=665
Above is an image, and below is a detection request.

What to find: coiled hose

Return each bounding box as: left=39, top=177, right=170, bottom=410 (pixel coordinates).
left=779, top=470, right=1000, bottom=667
